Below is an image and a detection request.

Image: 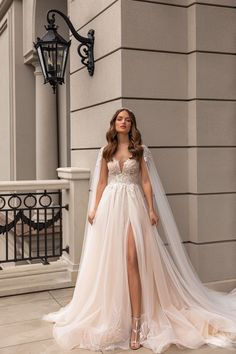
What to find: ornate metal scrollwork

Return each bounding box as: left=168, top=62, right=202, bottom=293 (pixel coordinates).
left=0, top=190, right=69, bottom=265
left=47, top=9, right=95, bottom=76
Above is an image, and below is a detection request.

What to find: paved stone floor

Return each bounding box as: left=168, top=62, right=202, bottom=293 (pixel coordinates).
left=0, top=288, right=231, bottom=354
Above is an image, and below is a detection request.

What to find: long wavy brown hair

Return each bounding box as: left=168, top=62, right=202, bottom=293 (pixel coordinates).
left=102, top=108, right=144, bottom=162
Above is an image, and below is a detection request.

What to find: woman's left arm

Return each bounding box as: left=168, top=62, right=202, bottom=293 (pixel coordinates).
left=140, top=155, right=159, bottom=226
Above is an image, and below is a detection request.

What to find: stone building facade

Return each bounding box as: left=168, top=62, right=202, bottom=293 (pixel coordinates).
left=0, top=0, right=235, bottom=288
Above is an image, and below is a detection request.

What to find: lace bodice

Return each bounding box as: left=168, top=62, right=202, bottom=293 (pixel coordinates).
left=107, top=157, right=140, bottom=185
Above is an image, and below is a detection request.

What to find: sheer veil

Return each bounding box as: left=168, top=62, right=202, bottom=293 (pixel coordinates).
left=79, top=145, right=105, bottom=267
left=81, top=143, right=236, bottom=328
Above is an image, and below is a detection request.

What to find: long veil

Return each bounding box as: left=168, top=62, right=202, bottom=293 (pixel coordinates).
left=141, top=145, right=236, bottom=316
left=79, top=145, right=105, bottom=267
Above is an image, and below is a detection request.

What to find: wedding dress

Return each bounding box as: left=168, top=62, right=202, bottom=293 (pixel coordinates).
left=42, top=144, right=236, bottom=353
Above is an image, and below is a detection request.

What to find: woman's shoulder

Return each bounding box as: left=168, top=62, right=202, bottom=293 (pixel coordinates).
left=141, top=144, right=152, bottom=161
left=141, top=143, right=149, bottom=152
left=99, top=145, right=107, bottom=153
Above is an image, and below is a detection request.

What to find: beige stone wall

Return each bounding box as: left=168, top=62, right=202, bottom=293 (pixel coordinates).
left=0, top=0, right=36, bottom=181
left=69, top=0, right=236, bottom=283
left=0, top=0, right=70, bottom=181
left=0, top=0, right=234, bottom=285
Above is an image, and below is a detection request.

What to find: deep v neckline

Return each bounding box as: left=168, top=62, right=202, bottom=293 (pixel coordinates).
left=113, top=157, right=132, bottom=174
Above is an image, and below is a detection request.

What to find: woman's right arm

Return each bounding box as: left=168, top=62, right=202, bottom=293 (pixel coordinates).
left=92, top=157, right=108, bottom=212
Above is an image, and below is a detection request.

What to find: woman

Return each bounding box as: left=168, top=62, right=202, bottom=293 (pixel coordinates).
left=43, top=108, right=236, bottom=353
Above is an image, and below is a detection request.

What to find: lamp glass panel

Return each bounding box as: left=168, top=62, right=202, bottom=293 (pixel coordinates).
left=36, top=46, right=47, bottom=79
left=61, top=46, right=69, bottom=78
left=43, top=43, right=57, bottom=78
left=56, top=44, right=66, bottom=78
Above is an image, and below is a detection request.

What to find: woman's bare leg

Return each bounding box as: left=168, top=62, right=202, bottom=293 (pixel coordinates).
left=127, top=222, right=141, bottom=316
left=127, top=222, right=142, bottom=349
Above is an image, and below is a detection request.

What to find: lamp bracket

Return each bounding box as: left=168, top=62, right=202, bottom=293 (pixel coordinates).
left=47, top=9, right=95, bottom=76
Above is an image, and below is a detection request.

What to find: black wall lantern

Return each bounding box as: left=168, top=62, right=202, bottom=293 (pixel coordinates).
left=34, top=9, right=95, bottom=93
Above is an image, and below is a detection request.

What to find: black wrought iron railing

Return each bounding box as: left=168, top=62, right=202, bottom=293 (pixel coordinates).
left=0, top=190, right=69, bottom=268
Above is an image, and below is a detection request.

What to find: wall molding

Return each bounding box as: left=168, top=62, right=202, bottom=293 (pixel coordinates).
left=70, top=47, right=236, bottom=76
left=132, top=0, right=236, bottom=9
left=69, top=97, right=236, bottom=113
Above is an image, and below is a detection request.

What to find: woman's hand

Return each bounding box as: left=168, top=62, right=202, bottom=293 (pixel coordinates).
left=149, top=209, right=160, bottom=226
left=88, top=209, right=96, bottom=225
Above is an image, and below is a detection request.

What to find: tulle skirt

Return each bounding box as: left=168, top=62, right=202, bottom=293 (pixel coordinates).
left=42, top=181, right=236, bottom=353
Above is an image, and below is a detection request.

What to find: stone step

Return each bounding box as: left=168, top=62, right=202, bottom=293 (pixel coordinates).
left=0, top=260, right=76, bottom=296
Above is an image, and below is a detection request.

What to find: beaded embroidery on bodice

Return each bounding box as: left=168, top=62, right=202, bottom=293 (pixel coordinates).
left=107, top=158, right=140, bottom=185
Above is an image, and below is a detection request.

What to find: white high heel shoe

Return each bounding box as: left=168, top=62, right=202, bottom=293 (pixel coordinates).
left=130, top=316, right=141, bottom=350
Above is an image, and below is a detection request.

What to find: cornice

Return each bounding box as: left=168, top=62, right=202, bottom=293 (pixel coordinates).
left=23, top=48, right=38, bottom=66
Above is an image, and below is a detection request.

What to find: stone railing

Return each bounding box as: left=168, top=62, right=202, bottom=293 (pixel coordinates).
left=0, top=167, right=90, bottom=296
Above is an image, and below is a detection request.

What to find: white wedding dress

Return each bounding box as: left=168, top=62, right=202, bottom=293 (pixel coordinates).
left=43, top=144, right=236, bottom=353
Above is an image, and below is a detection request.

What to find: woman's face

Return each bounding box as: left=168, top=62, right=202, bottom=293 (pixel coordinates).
left=115, top=110, right=132, bottom=134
